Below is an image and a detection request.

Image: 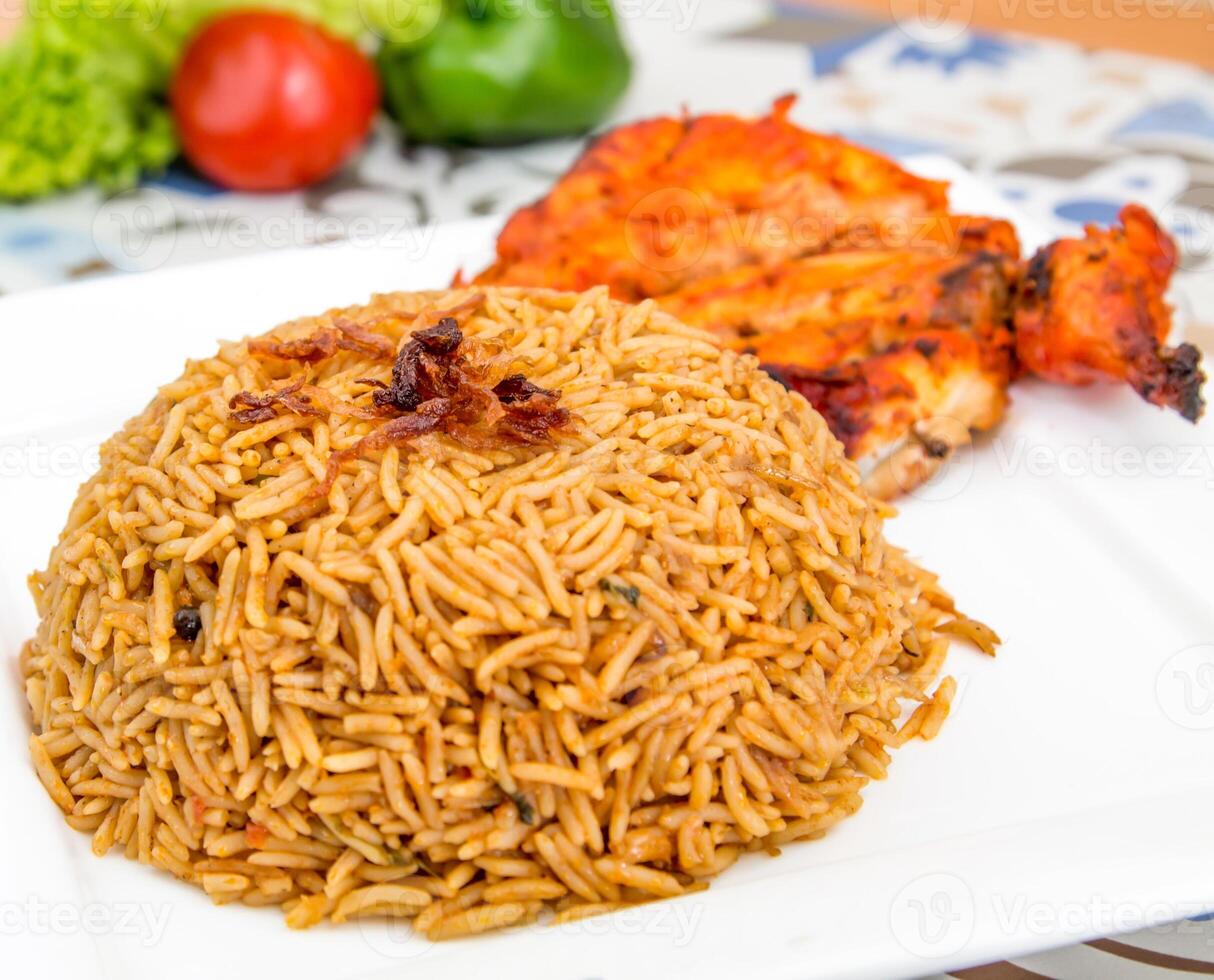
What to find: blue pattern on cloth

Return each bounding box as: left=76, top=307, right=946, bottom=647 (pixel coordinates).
left=1115, top=98, right=1214, bottom=143
left=147, top=167, right=226, bottom=198
left=0, top=216, right=101, bottom=288
left=771, top=1, right=886, bottom=76
left=1053, top=198, right=1124, bottom=226
left=891, top=35, right=1020, bottom=72
left=808, top=30, right=886, bottom=75
left=838, top=128, right=950, bottom=159
left=1, top=227, right=55, bottom=251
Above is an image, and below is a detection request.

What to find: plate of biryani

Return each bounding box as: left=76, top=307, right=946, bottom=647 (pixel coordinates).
left=3, top=108, right=1214, bottom=980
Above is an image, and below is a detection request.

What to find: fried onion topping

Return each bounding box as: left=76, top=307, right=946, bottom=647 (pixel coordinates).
left=230, top=302, right=576, bottom=496
left=247, top=318, right=397, bottom=363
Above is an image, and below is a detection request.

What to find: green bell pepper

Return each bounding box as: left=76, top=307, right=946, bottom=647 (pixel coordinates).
left=378, top=0, right=631, bottom=146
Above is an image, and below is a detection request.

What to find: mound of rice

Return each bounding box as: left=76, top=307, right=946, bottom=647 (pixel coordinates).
left=22, top=286, right=969, bottom=938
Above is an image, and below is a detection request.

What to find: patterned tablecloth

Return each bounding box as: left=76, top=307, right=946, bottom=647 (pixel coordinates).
left=2, top=2, right=1212, bottom=976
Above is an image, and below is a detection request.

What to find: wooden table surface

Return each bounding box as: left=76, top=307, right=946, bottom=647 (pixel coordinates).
left=796, top=0, right=1214, bottom=69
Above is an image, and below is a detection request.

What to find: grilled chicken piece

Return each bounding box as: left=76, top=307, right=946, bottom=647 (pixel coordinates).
left=1015, top=204, right=1205, bottom=421
left=659, top=216, right=1017, bottom=365
left=477, top=95, right=947, bottom=301
left=659, top=219, right=1020, bottom=464
left=476, top=103, right=1206, bottom=496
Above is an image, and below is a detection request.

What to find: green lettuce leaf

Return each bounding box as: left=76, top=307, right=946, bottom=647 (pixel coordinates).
left=0, top=0, right=381, bottom=200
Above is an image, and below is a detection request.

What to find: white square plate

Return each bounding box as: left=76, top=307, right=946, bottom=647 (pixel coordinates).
left=2, top=160, right=1212, bottom=980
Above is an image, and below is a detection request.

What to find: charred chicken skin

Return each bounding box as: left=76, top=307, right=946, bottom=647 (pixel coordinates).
left=1015, top=203, right=1204, bottom=422
left=475, top=101, right=1206, bottom=496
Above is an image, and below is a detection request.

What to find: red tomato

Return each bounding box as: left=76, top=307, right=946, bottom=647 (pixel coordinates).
left=171, top=12, right=379, bottom=192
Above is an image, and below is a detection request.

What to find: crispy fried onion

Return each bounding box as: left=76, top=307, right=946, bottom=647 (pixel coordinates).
left=230, top=299, right=576, bottom=496
left=229, top=377, right=382, bottom=425
left=247, top=318, right=397, bottom=363
left=315, top=320, right=576, bottom=494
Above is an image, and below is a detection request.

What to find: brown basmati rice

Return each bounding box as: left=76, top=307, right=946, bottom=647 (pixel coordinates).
left=22, top=285, right=971, bottom=938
